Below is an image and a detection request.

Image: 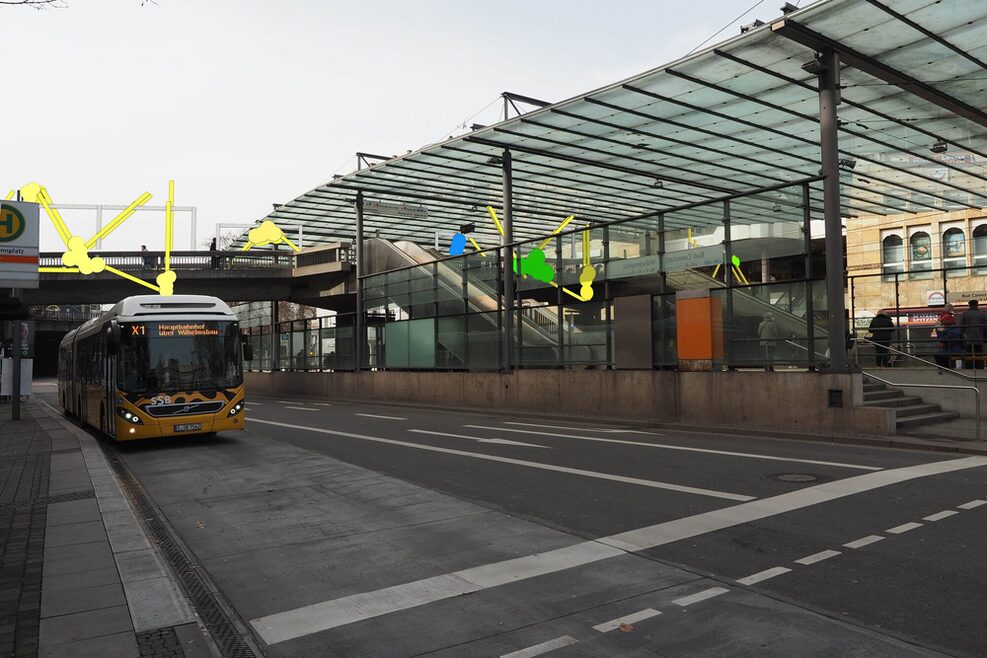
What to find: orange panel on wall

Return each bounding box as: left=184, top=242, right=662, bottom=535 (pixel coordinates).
left=676, top=296, right=723, bottom=361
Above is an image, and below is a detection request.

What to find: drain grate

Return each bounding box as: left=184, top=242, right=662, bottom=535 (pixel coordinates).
left=97, top=443, right=258, bottom=658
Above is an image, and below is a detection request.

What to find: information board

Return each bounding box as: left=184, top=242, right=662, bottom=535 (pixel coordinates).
left=0, top=201, right=40, bottom=289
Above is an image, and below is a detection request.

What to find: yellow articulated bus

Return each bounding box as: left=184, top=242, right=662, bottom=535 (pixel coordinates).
left=58, top=294, right=251, bottom=441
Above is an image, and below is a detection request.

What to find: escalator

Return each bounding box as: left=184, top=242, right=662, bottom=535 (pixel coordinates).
left=364, top=239, right=605, bottom=367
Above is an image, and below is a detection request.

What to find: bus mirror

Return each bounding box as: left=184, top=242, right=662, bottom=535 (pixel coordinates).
left=106, top=321, right=121, bottom=355
left=243, top=343, right=254, bottom=361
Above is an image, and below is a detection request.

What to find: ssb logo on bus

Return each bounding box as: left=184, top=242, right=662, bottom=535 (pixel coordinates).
left=0, top=205, right=26, bottom=242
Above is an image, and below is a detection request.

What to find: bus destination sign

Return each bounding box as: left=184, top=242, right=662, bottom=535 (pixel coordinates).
left=155, top=323, right=220, bottom=337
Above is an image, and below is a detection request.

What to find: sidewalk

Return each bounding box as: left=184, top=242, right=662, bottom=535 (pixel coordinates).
left=0, top=399, right=215, bottom=658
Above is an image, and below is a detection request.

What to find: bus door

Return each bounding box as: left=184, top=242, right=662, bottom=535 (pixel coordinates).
left=105, top=352, right=116, bottom=439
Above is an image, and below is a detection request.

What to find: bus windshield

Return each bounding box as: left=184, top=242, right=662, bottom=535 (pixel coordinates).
left=118, top=321, right=242, bottom=395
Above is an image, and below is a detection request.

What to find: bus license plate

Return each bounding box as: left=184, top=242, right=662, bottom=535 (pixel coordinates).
left=174, top=423, right=201, bottom=433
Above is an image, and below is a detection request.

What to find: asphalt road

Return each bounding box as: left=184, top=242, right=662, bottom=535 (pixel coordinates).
left=74, top=392, right=987, bottom=657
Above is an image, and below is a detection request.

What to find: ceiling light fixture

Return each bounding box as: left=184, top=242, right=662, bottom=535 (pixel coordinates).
left=801, top=55, right=826, bottom=76
left=930, top=139, right=948, bottom=154
left=838, top=158, right=857, bottom=170
left=653, top=179, right=664, bottom=189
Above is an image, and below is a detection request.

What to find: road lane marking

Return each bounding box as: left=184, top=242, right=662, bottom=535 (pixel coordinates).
left=502, top=635, right=578, bottom=658
left=886, top=522, right=923, bottom=534
left=923, top=510, right=959, bottom=522
left=958, top=499, right=987, bottom=509
left=592, top=608, right=660, bottom=633
left=276, top=400, right=294, bottom=404
left=794, top=549, right=841, bottom=565
left=673, top=587, right=729, bottom=607
left=284, top=406, right=319, bottom=412
left=248, top=418, right=752, bottom=500
left=410, top=429, right=549, bottom=449
left=843, top=535, right=885, bottom=549
left=506, top=421, right=630, bottom=431
left=736, top=567, right=791, bottom=585
left=245, top=402, right=261, bottom=406
left=466, top=425, right=881, bottom=471
left=247, top=452, right=987, bottom=644
left=356, top=413, right=407, bottom=420
left=313, top=402, right=333, bottom=407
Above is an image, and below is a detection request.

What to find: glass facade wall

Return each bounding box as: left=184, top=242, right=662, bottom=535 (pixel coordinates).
left=243, top=182, right=828, bottom=372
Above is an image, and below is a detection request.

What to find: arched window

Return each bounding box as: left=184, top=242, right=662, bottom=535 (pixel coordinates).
left=882, top=235, right=903, bottom=281
left=974, top=225, right=987, bottom=272
left=909, top=231, right=932, bottom=279
left=943, top=228, right=966, bottom=277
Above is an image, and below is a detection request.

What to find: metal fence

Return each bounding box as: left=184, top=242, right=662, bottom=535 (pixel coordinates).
left=39, top=250, right=294, bottom=271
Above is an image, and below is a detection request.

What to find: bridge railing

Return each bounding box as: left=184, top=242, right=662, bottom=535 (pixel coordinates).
left=28, top=305, right=103, bottom=322
left=39, top=250, right=294, bottom=271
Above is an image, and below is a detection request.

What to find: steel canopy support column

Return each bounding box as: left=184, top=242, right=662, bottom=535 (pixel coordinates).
left=502, top=150, right=514, bottom=371
left=817, top=49, right=850, bottom=370
left=355, top=191, right=365, bottom=371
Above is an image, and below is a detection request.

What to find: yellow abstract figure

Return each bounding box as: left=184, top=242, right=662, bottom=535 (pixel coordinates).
left=243, top=220, right=300, bottom=252
left=578, top=265, right=596, bottom=301
left=156, top=270, right=177, bottom=296
left=62, top=236, right=106, bottom=275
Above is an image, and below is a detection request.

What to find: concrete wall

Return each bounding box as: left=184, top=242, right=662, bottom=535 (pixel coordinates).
left=864, top=368, right=986, bottom=419
left=246, top=369, right=895, bottom=436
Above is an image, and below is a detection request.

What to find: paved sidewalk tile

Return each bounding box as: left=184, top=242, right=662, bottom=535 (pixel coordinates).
left=41, top=566, right=120, bottom=595
left=45, top=498, right=101, bottom=527
left=39, top=604, right=134, bottom=645
left=40, top=581, right=126, bottom=618
left=44, top=520, right=107, bottom=547
left=40, top=629, right=139, bottom=658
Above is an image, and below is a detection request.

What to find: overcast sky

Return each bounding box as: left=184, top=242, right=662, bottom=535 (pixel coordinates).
left=3, top=0, right=805, bottom=251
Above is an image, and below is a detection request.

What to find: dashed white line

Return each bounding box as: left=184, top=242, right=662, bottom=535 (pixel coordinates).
left=501, top=635, right=578, bottom=658
left=673, top=587, right=729, bottom=607
left=923, top=510, right=959, bottom=522
left=886, top=522, right=923, bottom=535
left=284, top=406, right=319, bottom=412
left=465, top=425, right=881, bottom=471
left=736, top=567, right=791, bottom=585
left=356, top=413, right=407, bottom=420
left=592, top=608, right=660, bottom=633
left=958, top=499, right=987, bottom=510
left=276, top=400, right=294, bottom=404
left=312, top=402, right=333, bottom=407
left=409, top=429, right=549, bottom=448
left=843, top=535, right=885, bottom=549
left=795, top=549, right=841, bottom=565
left=244, top=402, right=260, bottom=406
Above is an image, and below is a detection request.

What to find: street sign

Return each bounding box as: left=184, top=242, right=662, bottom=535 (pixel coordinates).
left=0, top=201, right=40, bottom=289
left=363, top=199, right=429, bottom=220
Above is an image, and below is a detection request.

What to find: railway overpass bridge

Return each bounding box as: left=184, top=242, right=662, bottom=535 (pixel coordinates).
left=23, top=244, right=354, bottom=308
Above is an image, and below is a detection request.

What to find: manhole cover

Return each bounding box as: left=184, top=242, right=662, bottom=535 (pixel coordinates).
left=772, top=473, right=819, bottom=482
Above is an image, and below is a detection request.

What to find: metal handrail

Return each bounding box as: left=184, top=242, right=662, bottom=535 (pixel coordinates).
left=864, top=371, right=980, bottom=442
left=856, top=336, right=981, bottom=383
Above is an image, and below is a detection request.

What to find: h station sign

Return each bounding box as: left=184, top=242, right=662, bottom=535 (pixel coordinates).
left=0, top=201, right=40, bottom=289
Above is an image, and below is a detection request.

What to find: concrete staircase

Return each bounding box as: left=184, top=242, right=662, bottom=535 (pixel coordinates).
left=862, top=377, right=959, bottom=431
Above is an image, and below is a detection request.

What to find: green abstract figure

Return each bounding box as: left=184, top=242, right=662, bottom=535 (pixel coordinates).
left=518, top=249, right=556, bottom=283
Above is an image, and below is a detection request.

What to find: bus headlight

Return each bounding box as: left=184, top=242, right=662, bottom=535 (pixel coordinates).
left=227, top=400, right=245, bottom=417
left=116, top=407, right=144, bottom=425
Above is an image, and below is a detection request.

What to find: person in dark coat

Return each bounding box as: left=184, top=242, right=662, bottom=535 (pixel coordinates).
left=868, top=311, right=895, bottom=367
left=209, top=237, right=219, bottom=269
left=935, top=315, right=963, bottom=368
left=961, top=299, right=987, bottom=369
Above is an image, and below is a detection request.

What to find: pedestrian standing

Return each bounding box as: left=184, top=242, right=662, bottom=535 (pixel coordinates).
left=140, top=244, right=152, bottom=269
left=868, top=311, right=895, bottom=367
left=209, top=237, right=220, bottom=269
left=961, top=299, right=987, bottom=369
left=757, top=312, right=780, bottom=371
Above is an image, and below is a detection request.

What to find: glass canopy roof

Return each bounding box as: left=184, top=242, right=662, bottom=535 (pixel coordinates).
left=253, top=0, right=987, bottom=249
